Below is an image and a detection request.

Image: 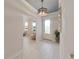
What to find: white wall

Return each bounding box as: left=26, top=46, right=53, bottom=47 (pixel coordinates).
left=4, top=4, right=24, bottom=59
left=4, top=0, right=37, bottom=58
left=60, top=0, right=74, bottom=59
left=36, top=17, right=43, bottom=41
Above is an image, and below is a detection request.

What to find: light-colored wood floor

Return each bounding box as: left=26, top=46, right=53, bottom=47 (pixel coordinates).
left=15, top=37, right=59, bottom=59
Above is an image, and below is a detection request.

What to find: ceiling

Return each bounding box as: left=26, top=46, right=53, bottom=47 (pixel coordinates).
left=25, top=0, right=59, bottom=13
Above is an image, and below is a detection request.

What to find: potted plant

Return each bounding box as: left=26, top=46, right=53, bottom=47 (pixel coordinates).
left=55, top=30, right=60, bottom=43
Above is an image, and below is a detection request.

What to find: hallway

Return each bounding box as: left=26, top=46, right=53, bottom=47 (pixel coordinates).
left=4, top=0, right=74, bottom=59
left=15, top=37, right=59, bottom=59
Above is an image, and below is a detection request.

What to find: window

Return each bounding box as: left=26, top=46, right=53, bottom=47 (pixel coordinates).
left=32, top=22, right=36, bottom=32
left=32, top=22, right=36, bottom=27
left=25, top=22, right=28, bottom=27
left=24, top=22, right=28, bottom=31
left=45, top=19, right=50, bottom=34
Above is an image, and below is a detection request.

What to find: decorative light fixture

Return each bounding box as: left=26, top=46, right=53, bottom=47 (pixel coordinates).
left=38, top=0, right=48, bottom=16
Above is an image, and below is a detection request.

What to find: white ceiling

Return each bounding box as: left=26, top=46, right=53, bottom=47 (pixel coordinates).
left=25, top=0, right=59, bottom=13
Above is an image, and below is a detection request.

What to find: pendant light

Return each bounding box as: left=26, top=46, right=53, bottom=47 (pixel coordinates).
left=38, top=0, right=48, bottom=16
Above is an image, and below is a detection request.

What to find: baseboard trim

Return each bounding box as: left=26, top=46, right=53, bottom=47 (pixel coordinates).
left=8, top=49, right=23, bottom=59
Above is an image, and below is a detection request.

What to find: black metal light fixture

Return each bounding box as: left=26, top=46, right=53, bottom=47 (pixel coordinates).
left=38, top=0, right=48, bottom=16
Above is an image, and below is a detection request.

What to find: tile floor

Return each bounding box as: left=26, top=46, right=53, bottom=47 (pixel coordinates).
left=15, top=37, right=59, bottom=59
